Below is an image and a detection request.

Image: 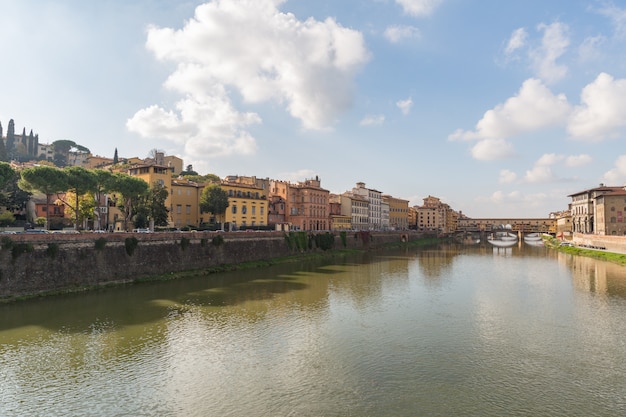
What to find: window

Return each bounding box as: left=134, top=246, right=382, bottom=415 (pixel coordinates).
left=177, top=205, right=182, bottom=214
left=252, top=206, right=256, bottom=215
left=242, top=206, right=247, bottom=214
left=261, top=207, right=265, bottom=215
left=186, top=205, right=191, bottom=214
left=232, top=205, right=237, bottom=214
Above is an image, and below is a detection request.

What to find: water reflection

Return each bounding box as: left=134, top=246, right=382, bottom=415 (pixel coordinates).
left=558, top=251, right=626, bottom=299
left=2, top=244, right=626, bottom=416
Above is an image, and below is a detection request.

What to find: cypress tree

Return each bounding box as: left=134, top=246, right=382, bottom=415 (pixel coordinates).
left=28, top=130, right=34, bottom=156
left=113, top=148, right=119, bottom=164
left=0, top=135, right=7, bottom=162
left=6, top=119, right=15, bottom=159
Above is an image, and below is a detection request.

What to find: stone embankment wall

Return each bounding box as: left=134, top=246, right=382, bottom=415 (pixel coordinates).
left=0, top=231, right=419, bottom=300
left=572, top=233, right=626, bottom=254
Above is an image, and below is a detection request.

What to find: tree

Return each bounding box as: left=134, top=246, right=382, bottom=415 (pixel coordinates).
left=113, top=148, right=119, bottom=164
left=0, top=166, right=31, bottom=217
left=0, top=135, right=7, bottom=162
left=6, top=119, right=15, bottom=159
left=180, top=164, right=198, bottom=176
left=200, top=184, right=229, bottom=228
left=0, top=162, right=13, bottom=188
left=57, top=167, right=97, bottom=230
left=63, top=191, right=96, bottom=229
left=135, top=182, right=169, bottom=228
left=108, top=173, right=149, bottom=231
left=18, top=166, right=68, bottom=229
left=92, top=169, right=115, bottom=230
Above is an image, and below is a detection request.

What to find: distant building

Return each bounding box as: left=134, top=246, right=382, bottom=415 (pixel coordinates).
left=568, top=184, right=622, bottom=234
left=383, top=195, right=409, bottom=230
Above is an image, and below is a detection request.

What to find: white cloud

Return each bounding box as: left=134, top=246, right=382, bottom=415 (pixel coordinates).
left=596, top=3, right=626, bottom=39
left=128, top=0, right=370, bottom=161
left=360, top=115, right=385, bottom=126
left=505, top=28, right=527, bottom=55
left=568, top=72, right=626, bottom=141
left=529, top=22, right=570, bottom=84
left=449, top=78, right=571, bottom=143
left=470, top=138, right=516, bottom=161
left=578, top=35, right=606, bottom=63
left=127, top=80, right=261, bottom=157
left=384, top=25, right=421, bottom=43
left=395, top=0, right=442, bottom=17
left=499, top=169, right=517, bottom=184
left=535, top=153, right=565, bottom=166
left=396, top=97, right=413, bottom=115
left=523, top=165, right=557, bottom=183
left=603, top=155, right=626, bottom=184
left=278, top=169, right=317, bottom=183
left=565, top=154, right=592, bottom=167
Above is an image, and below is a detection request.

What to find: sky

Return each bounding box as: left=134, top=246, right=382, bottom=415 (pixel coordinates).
left=2, top=0, right=626, bottom=218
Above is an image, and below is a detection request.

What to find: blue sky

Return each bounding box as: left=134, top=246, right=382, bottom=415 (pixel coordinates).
left=2, top=0, right=626, bottom=218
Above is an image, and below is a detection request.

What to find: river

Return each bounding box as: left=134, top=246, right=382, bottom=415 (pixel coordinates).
left=1, top=242, right=626, bottom=416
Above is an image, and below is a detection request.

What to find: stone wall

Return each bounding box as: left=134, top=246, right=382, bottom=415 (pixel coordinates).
left=0, top=231, right=419, bottom=300
left=572, top=233, right=626, bottom=254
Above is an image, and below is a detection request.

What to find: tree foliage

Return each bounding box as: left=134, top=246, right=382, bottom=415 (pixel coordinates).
left=0, top=167, right=31, bottom=215
left=134, top=182, right=169, bottom=228
left=108, top=173, right=149, bottom=231
left=58, top=167, right=97, bottom=229
left=0, top=162, right=13, bottom=188
left=18, top=166, right=68, bottom=229
left=200, top=184, right=229, bottom=225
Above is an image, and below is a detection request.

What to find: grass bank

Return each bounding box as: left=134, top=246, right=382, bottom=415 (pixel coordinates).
left=544, top=237, right=626, bottom=266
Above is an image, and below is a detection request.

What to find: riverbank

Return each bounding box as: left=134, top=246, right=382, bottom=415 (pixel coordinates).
left=545, top=235, right=626, bottom=266
left=0, top=231, right=433, bottom=303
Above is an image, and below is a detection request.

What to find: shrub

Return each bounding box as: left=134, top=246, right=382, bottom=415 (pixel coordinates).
left=180, top=237, right=190, bottom=251
left=12, top=243, right=34, bottom=260
left=314, top=232, right=335, bottom=251
left=200, top=238, right=207, bottom=247
left=46, top=243, right=59, bottom=258
left=0, top=211, right=15, bottom=227
left=1, top=236, right=13, bottom=250
left=125, top=237, right=139, bottom=256
left=340, top=231, right=347, bottom=247
left=95, top=237, right=107, bottom=251
left=212, top=234, right=224, bottom=246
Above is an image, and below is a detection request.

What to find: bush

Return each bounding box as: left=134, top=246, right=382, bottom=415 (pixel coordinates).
left=0, top=211, right=15, bottom=227
left=180, top=236, right=190, bottom=251
left=1, top=236, right=13, bottom=250
left=125, top=237, right=139, bottom=256
left=212, top=234, right=224, bottom=246
left=340, top=231, right=347, bottom=247
left=12, top=243, right=34, bottom=260
left=46, top=243, right=59, bottom=258
left=95, top=237, right=107, bottom=251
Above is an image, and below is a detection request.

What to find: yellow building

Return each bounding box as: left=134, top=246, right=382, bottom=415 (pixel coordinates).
left=221, top=179, right=268, bottom=229
left=170, top=177, right=204, bottom=228
left=126, top=162, right=176, bottom=228
left=382, top=195, right=409, bottom=230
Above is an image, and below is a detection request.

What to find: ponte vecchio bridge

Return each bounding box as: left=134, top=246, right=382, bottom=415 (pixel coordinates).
left=457, top=217, right=556, bottom=235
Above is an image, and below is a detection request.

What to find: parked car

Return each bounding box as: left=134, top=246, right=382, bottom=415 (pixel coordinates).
left=133, top=228, right=152, bottom=233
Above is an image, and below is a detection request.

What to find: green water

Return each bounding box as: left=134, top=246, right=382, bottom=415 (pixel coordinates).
left=1, top=244, right=626, bottom=416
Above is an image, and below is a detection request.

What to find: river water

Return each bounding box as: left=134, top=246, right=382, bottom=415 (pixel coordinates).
left=1, top=243, right=626, bottom=416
